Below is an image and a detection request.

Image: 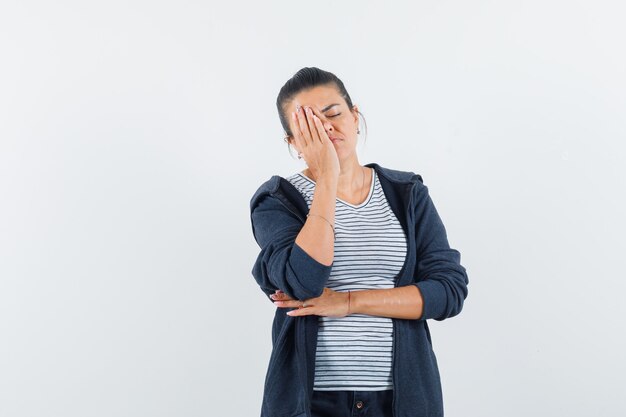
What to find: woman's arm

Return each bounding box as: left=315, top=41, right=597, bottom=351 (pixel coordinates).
left=250, top=174, right=338, bottom=302
left=351, top=286, right=424, bottom=320
left=251, top=193, right=334, bottom=302
left=410, top=181, right=469, bottom=321
left=295, top=174, right=337, bottom=266
left=274, top=285, right=425, bottom=320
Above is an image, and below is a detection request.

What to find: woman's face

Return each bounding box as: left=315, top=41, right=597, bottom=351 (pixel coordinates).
left=286, top=84, right=359, bottom=162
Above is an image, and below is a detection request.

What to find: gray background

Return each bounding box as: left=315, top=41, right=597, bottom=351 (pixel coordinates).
left=1, top=1, right=624, bottom=416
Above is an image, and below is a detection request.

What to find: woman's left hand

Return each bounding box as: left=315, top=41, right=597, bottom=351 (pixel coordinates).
left=270, top=287, right=350, bottom=318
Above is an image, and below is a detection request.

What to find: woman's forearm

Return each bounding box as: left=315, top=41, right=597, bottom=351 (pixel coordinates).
left=351, top=285, right=424, bottom=320
left=295, top=175, right=337, bottom=266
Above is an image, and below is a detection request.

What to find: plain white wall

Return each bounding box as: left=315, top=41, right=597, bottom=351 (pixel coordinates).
left=1, top=1, right=624, bottom=416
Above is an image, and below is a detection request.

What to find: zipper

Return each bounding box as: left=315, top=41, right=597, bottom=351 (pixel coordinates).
left=391, top=318, right=397, bottom=417
left=294, top=318, right=313, bottom=417
left=272, top=183, right=306, bottom=224
left=391, top=180, right=416, bottom=417
left=278, top=199, right=306, bottom=224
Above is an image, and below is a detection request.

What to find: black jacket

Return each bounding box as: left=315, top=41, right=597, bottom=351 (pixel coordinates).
left=249, top=162, right=469, bottom=417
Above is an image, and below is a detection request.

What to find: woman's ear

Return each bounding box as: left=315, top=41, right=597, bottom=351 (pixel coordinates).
left=286, top=136, right=301, bottom=155
left=352, top=104, right=359, bottom=124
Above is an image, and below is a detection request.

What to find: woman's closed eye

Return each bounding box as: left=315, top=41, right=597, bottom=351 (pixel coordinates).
left=327, top=113, right=341, bottom=118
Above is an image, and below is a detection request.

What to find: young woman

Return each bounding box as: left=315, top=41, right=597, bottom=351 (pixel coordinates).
left=249, top=67, right=469, bottom=417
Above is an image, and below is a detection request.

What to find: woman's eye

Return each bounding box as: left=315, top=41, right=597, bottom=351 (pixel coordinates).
left=328, top=113, right=341, bottom=118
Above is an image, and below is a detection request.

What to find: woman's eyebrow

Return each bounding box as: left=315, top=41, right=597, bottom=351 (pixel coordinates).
left=321, top=103, right=340, bottom=112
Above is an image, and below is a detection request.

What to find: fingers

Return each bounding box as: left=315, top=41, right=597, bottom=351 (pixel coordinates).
left=271, top=290, right=309, bottom=309
left=303, top=106, right=323, bottom=144
left=290, top=108, right=307, bottom=151
left=311, top=113, right=331, bottom=144
left=306, top=106, right=333, bottom=144
left=290, top=106, right=316, bottom=156
left=275, top=287, right=347, bottom=318
left=286, top=308, right=307, bottom=317
left=310, top=107, right=333, bottom=145
left=291, top=106, right=326, bottom=147
left=273, top=299, right=308, bottom=308
left=270, top=290, right=293, bottom=301
left=296, top=106, right=315, bottom=146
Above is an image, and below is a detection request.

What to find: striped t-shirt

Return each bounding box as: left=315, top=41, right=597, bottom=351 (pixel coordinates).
left=285, top=168, right=408, bottom=391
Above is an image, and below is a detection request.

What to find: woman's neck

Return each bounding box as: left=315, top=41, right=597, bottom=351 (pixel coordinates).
left=304, top=161, right=369, bottom=199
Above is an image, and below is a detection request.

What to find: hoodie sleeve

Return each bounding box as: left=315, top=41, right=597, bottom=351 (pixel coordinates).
left=410, top=180, right=469, bottom=321
left=250, top=193, right=333, bottom=302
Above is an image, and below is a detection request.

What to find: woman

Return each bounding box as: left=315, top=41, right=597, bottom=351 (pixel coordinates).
left=249, top=67, right=469, bottom=417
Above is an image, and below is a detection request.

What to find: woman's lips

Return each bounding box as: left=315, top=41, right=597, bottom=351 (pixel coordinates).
left=330, top=137, right=341, bottom=142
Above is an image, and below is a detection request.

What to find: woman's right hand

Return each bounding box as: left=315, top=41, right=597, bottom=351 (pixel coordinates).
left=290, top=105, right=340, bottom=181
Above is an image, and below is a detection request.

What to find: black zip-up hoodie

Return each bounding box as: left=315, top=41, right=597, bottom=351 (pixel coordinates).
left=249, top=162, right=469, bottom=417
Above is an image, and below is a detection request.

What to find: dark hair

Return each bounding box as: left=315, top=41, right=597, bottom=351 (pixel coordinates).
left=276, top=67, right=368, bottom=157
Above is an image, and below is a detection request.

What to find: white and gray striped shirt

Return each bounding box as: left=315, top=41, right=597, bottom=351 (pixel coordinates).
left=285, top=168, right=408, bottom=391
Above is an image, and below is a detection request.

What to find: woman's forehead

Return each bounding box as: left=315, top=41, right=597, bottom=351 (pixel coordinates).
left=292, top=86, right=341, bottom=108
